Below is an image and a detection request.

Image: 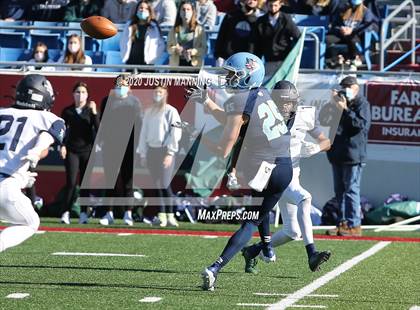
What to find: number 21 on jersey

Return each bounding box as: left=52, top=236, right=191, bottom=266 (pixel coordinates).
left=258, top=100, right=287, bottom=141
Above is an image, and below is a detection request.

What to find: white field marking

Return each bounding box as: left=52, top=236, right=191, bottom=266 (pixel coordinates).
left=139, top=297, right=162, bottom=303
left=35, top=231, right=46, bottom=234
left=409, top=306, right=420, bottom=310
left=117, top=233, right=134, bottom=236
left=6, top=293, right=30, bottom=299
left=52, top=252, right=145, bottom=257
left=267, top=241, right=391, bottom=310
left=202, top=235, right=218, bottom=239
left=237, top=304, right=325, bottom=308
left=254, top=293, right=338, bottom=298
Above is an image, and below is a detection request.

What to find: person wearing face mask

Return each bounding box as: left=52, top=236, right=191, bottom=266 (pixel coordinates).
left=27, top=42, right=56, bottom=72
left=326, top=0, right=377, bottom=68
left=167, top=1, right=207, bottom=67
left=99, top=75, right=143, bottom=226
left=120, top=0, right=166, bottom=68
left=214, top=0, right=264, bottom=66
left=57, top=34, right=93, bottom=72
left=195, top=0, right=217, bottom=30
left=137, top=86, right=182, bottom=227
left=320, top=76, right=371, bottom=237
left=60, top=82, right=99, bottom=224
left=101, top=0, right=138, bottom=24
left=250, top=0, right=301, bottom=78
left=63, top=0, right=101, bottom=22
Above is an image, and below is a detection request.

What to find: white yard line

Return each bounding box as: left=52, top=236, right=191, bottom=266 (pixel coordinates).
left=254, top=293, right=338, bottom=298
left=202, top=235, right=218, bottom=239
left=237, top=304, right=326, bottom=308
left=139, top=297, right=162, bottom=303
left=267, top=242, right=391, bottom=310
left=52, top=252, right=145, bottom=257
left=6, top=293, right=30, bottom=299
left=117, top=233, right=134, bottom=236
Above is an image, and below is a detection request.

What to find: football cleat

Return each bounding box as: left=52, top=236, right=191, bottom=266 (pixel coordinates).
left=227, top=172, right=241, bottom=191
left=60, top=211, right=70, bottom=225
left=123, top=211, right=133, bottom=226
left=201, top=266, right=218, bottom=291
left=99, top=212, right=114, bottom=226
left=259, top=246, right=276, bottom=263
left=308, top=250, right=331, bottom=272
left=242, top=247, right=258, bottom=274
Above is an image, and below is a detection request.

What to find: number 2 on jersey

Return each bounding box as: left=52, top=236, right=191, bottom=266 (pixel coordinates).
left=0, top=115, right=28, bottom=151
left=258, top=100, right=287, bottom=141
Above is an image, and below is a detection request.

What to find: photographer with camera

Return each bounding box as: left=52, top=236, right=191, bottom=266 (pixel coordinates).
left=321, top=76, right=371, bottom=237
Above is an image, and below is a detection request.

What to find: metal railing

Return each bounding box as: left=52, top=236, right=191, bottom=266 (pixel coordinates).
left=380, top=0, right=418, bottom=71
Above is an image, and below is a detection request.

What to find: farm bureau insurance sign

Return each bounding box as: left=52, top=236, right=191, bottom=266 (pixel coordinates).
left=366, top=82, right=420, bottom=146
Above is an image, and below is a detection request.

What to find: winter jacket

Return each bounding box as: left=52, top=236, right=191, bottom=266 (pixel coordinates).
left=251, top=12, right=300, bottom=62
left=120, top=20, right=166, bottom=64
left=330, top=4, right=377, bottom=37
left=196, top=0, right=217, bottom=30
left=325, top=95, right=371, bottom=164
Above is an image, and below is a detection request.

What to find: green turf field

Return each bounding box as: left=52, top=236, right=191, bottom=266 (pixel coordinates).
left=0, top=221, right=419, bottom=309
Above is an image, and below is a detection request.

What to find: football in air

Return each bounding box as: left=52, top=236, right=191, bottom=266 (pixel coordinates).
left=80, top=16, right=118, bottom=40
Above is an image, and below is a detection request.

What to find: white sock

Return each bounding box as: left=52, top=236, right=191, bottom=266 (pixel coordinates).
left=125, top=210, right=132, bottom=217
left=271, top=230, right=294, bottom=247
left=107, top=211, right=114, bottom=218
left=297, top=198, right=314, bottom=245
left=0, top=226, right=37, bottom=252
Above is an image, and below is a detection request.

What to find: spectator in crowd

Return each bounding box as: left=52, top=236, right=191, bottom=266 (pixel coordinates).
left=27, top=42, right=56, bottom=71
left=214, top=0, right=263, bottom=66
left=63, top=0, right=101, bottom=22
left=326, top=0, right=377, bottom=67
left=196, top=0, right=217, bottom=30
left=281, top=0, right=346, bottom=16
left=57, top=34, right=93, bottom=71
left=120, top=0, right=166, bottom=67
left=30, top=0, right=70, bottom=21
left=251, top=0, right=300, bottom=77
left=60, top=82, right=100, bottom=224
left=0, top=0, right=32, bottom=21
left=101, top=0, right=138, bottom=24
left=214, top=0, right=239, bottom=14
left=99, top=75, right=143, bottom=226
left=320, top=76, right=371, bottom=237
left=167, top=1, right=207, bottom=67
left=138, top=86, right=182, bottom=227
left=151, top=0, right=177, bottom=27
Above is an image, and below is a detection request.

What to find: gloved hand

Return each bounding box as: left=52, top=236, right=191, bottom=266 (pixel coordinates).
left=21, top=171, right=38, bottom=189
left=21, top=149, right=42, bottom=169
left=300, top=141, right=321, bottom=157
left=185, top=84, right=208, bottom=105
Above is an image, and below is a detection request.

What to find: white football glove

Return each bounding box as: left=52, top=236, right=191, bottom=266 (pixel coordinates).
left=21, top=171, right=38, bottom=189
left=21, top=149, right=42, bottom=169
left=300, top=141, right=321, bottom=158
left=185, top=85, right=209, bottom=105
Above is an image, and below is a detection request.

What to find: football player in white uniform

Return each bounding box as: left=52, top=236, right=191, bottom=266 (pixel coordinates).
left=0, top=74, right=65, bottom=253
left=242, top=81, right=332, bottom=273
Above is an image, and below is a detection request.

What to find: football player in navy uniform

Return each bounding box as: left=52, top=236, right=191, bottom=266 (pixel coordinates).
left=189, top=52, right=293, bottom=291
left=0, top=74, right=65, bottom=253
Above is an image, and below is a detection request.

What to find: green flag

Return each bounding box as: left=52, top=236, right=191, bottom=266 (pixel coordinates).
left=264, top=27, right=307, bottom=90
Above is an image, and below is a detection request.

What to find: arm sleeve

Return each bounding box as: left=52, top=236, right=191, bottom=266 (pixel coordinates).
left=286, top=15, right=301, bottom=41
left=214, top=15, right=229, bottom=59
left=191, top=26, right=207, bottom=58
left=206, top=4, right=217, bottom=29
left=166, top=28, right=177, bottom=54
left=137, top=110, right=148, bottom=157
left=82, top=55, right=93, bottom=72
left=46, top=119, right=66, bottom=145
left=120, top=23, right=131, bottom=63
left=166, top=108, right=182, bottom=155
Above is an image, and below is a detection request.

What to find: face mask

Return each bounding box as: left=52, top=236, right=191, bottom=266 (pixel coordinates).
left=115, top=86, right=129, bottom=97
left=345, top=88, right=355, bottom=101
left=68, top=43, right=80, bottom=54
left=74, top=93, right=88, bottom=103
left=153, top=94, right=164, bottom=103
left=351, top=0, right=362, bottom=6
left=180, top=11, right=193, bottom=21
left=34, top=52, right=45, bottom=62
left=241, top=3, right=253, bottom=13
left=137, top=11, right=149, bottom=20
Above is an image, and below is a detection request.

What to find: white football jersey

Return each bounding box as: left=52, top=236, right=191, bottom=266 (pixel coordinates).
left=0, top=107, right=65, bottom=179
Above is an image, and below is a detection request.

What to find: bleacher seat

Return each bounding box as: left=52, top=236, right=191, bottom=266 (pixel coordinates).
left=48, top=49, right=63, bottom=61
left=97, top=50, right=123, bottom=72
left=0, top=47, right=25, bottom=62
left=293, top=15, right=329, bottom=27
left=0, top=32, right=28, bottom=48
left=0, top=21, right=27, bottom=33
left=32, top=21, right=63, bottom=34
left=30, top=33, right=63, bottom=50
left=100, top=32, right=122, bottom=51
left=85, top=50, right=104, bottom=65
